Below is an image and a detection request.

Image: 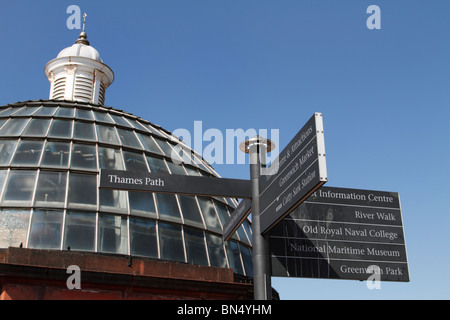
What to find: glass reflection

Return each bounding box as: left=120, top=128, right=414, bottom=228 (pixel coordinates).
left=41, top=142, right=70, bottom=168
left=67, top=173, right=97, bottom=207
left=2, top=170, right=37, bottom=204
left=48, top=119, right=72, bottom=138
left=0, top=140, right=17, bottom=166
left=155, top=193, right=181, bottom=223
left=205, top=233, right=227, bottom=268
left=158, top=222, right=185, bottom=263
left=184, top=227, right=208, bottom=266
left=29, top=210, right=63, bottom=249
left=11, top=141, right=44, bottom=166
left=98, top=214, right=127, bottom=254
left=71, top=143, right=97, bottom=170
left=63, top=211, right=95, bottom=251
left=130, top=217, right=158, bottom=258
left=34, top=171, right=67, bottom=206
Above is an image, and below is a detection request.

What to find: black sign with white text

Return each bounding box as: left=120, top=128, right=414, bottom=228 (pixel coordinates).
left=269, top=186, right=410, bottom=282
left=100, top=169, right=252, bottom=199
left=223, top=198, right=252, bottom=241
left=259, top=113, right=327, bottom=234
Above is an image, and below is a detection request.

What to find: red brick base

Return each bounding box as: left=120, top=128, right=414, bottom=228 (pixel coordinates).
left=0, top=247, right=256, bottom=300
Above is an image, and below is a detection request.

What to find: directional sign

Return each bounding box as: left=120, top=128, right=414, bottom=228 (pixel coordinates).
left=223, top=198, right=252, bottom=241
left=269, top=186, right=410, bottom=282
left=100, top=169, right=252, bottom=199
left=259, top=113, right=327, bottom=234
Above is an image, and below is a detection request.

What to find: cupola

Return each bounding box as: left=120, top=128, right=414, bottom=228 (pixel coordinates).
left=44, top=15, right=114, bottom=105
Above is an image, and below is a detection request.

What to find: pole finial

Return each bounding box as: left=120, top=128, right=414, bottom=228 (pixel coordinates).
left=82, top=13, right=87, bottom=32
left=75, top=12, right=90, bottom=45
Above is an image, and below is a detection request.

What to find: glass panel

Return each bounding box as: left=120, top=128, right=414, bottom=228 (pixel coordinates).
left=55, top=107, right=74, bottom=118
left=147, top=124, right=167, bottom=138
left=48, top=119, right=72, bottom=138
left=28, top=210, right=63, bottom=249
left=98, top=147, right=123, bottom=170
left=136, top=133, right=163, bottom=155
left=146, top=156, right=168, bottom=173
left=12, top=106, right=39, bottom=116
left=98, top=214, right=127, bottom=254
left=205, top=233, right=227, bottom=268
left=34, top=171, right=67, bottom=207
left=0, top=119, right=7, bottom=130
left=34, top=106, right=57, bottom=116
left=22, top=119, right=51, bottom=137
left=155, top=138, right=183, bottom=163
left=128, top=191, right=157, bottom=218
left=71, top=143, right=97, bottom=170
left=158, top=222, right=185, bottom=262
left=117, top=128, right=142, bottom=149
left=0, top=170, right=7, bottom=194
left=130, top=120, right=151, bottom=133
left=240, top=245, right=253, bottom=277
left=93, top=111, right=114, bottom=124
left=41, top=142, right=70, bottom=168
left=154, top=138, right=174, bottom=157
left=193, top=153, right=213, bottom=174
left=155, top=193, right=181, bottom=223
left=242, top=220, right=252, bottom=245
left=76, top=109, right=93, bottom=120
left=2, top=170, right=37, bottom=204
left=110, top=114, right=131, bottom=127
left=0, top=118, right=29, bottom=136
left=184, top=227, right=208, bottom=266
left=213, top=201, right=229, bottom=229
left=130, top=217, right=158, bottom=258
left=166, top=160, right=186, bottom=175
left=123, top=151, right=147, bottom=172
left=99, top=189, right=127, bottom=213
left=96, top=124, right=120, bottom=145
left=185, top=166, right=201, bottom=176
left=0, top=107, right=14, bottom=117
left=63, top=211, right=96, bottom=251
left=73, top=121, right=95, bottom=141
left=0, top=140, right=18, bottom=166
left=237, top=225, right=249, bottom=244
left=177, top=195, right=203, bottom=228
left=67, top=173, right=97, bottom=207
left=198, top=197, right=221, bottom=232
left=11, top=141, right=44, bottom=166
left=226, top=240, right=244, bottom=275
left=0, top=209, right=30, bottom=248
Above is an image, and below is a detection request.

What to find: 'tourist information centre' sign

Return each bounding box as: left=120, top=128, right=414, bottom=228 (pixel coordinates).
left=269, top=186, right=409, bottom=282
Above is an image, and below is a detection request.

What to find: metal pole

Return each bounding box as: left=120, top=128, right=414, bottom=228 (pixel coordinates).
left=247, top=138, right=272, bottom=300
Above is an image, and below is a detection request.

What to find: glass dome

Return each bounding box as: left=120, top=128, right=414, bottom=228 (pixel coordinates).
left=0, top=100, right=253, bottom=277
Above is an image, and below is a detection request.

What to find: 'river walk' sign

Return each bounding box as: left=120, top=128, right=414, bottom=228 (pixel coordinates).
left=269, top=186, right=409, bottom=282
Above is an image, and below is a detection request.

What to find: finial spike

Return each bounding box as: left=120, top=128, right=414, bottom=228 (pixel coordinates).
left=82, top=13, right=87, bottom=33
left=75, top=13, right=90, bottom=45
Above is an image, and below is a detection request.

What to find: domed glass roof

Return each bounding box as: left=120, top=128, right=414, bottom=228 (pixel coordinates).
left=0, top=100, right=253, bottom=277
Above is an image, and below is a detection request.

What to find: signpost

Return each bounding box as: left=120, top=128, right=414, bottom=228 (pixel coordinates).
left=259, top=113, right=327, bottom=234
left=100, top=169, right=252, bottom=199
left=269, top=186, right=409, bottom=282
left=223, top=198, right=252, bottom=241
left=99, top=112, right=410, bottom=299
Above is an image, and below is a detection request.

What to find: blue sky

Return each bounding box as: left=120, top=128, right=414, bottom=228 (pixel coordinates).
left=1, top=0, right=449, bottom=299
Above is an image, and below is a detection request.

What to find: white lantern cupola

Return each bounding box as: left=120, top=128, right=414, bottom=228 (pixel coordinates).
left=44, top=15, right=114, bottom=105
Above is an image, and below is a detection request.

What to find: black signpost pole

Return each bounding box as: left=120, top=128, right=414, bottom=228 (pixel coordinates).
left=242, top=136, right=274, bottom=300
